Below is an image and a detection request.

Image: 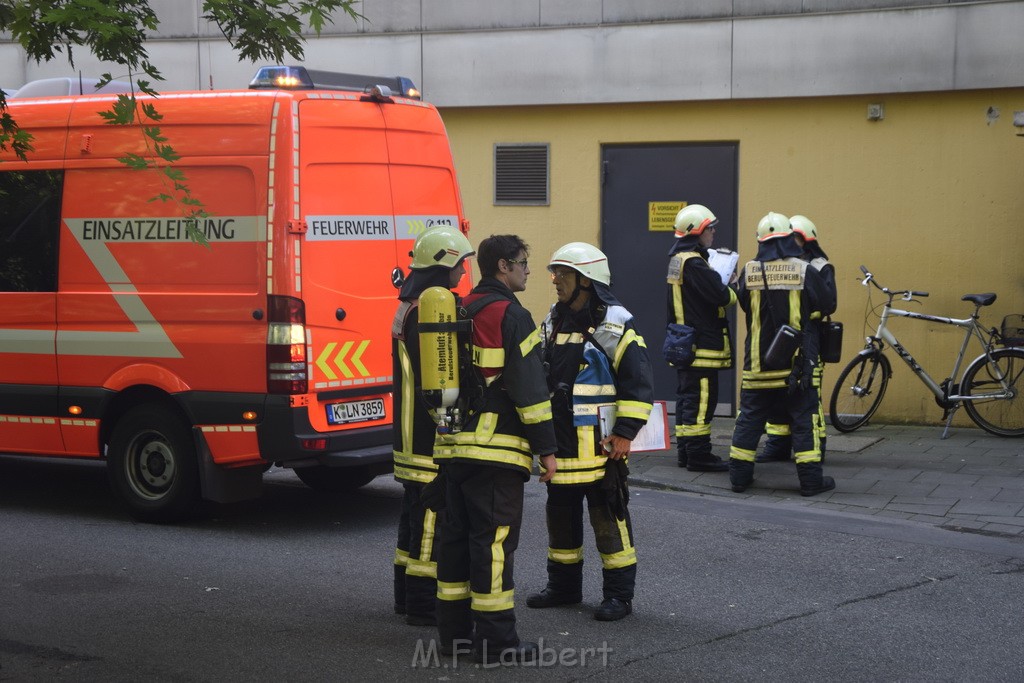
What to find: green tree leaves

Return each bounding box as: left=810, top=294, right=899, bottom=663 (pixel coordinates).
left=0, top=1, right=361, bottom=243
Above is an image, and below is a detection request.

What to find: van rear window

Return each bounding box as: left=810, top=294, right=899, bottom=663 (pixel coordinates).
left=0, top=170, right=62, bottom=292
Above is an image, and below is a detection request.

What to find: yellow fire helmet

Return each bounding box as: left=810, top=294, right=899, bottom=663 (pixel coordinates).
left=548, top=242, right=611, bottom=285
left=410, top=225, right=475, bottom=270
left=673, top=203, right=718, bottom=238
left=756, top=212, right=792, bottom=242
left=789, top=215, right=819, bottom=242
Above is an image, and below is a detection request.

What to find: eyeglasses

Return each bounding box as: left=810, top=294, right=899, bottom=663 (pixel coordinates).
left=505, top=258, right=528, bottom=268
left=549, top=269, right=575, bottom=281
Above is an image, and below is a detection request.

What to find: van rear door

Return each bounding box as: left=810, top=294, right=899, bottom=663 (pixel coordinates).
left=297, top=95, right=466, bottom=438
left=298, top=97, right=398, bottom=433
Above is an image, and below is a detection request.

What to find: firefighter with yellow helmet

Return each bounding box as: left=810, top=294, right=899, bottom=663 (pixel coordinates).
left=390, top=225, right=474, bottom=626
left=666, top=204, right=738, bottom=472
left=729, top=213, right=835, bottom=496
left=526, top=242, right=654, bottom=622
left=757, top=215, right=837, bottom=464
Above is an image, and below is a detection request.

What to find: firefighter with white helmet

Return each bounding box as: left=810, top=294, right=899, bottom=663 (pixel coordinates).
left=391, top=225, right=474, bottom=626
left=757, top=214, right=837, bottom=464
left=526, top=242, right=654, bottom=622
left=729, top=213, right=836, bottom=497
left=665, top=204, right=738, bottom=472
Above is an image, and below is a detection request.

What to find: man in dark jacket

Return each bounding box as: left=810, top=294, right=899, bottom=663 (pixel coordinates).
left=526, top=242, right=654, bottom=622
left=730, top=212, right=836, bottom=497
left=390, top=226, right=474, bottom=626
left=434, top=234, right=557, bottom=666
left=666, top=204, right=738, bottom=472
left=757, top=215, right=837, bottom=464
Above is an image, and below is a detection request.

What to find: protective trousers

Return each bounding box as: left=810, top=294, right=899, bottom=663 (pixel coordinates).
left=730, top=385, right=823, bottom=489
left=762, top=364, right=828, bottom=459
left=675, top=367, right=719, bottom=465
left=394, top=483, right=440, bottom=618
left=543, top=483, right=637, bottom=601
left=436, top=463, right=524, bottom=652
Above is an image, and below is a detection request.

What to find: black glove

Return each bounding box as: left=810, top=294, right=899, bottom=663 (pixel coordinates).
left=788, top=356, right=814, bottom=394
left=420, top=467, right=447, bottom=512
left=600, top=459, right=630, bottom=521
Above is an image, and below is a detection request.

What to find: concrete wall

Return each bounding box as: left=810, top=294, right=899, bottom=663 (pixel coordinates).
left=441, top=89, right=1024, bottom=426
left=5, top=2, right=1024, bottom=102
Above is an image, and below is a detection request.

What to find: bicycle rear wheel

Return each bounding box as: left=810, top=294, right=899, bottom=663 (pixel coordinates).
left=829, top=352, right=891, bottom=432
left=960, top=347, right=1024, bottom=437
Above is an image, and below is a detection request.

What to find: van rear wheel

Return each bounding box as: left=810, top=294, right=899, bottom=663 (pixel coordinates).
left=107, top=405, right=201, bottom=523
left=294, top=465, right=375, bottom=492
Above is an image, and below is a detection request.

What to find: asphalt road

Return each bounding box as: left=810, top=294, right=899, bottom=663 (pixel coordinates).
left=1, top=458, right=1023, bottom=681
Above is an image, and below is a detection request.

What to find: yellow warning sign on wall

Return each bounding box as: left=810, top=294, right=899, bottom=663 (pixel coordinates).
left=649, top=201, right=686, bottom=232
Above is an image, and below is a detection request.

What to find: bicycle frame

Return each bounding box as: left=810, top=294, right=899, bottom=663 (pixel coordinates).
left=866, top=297, right=1019, bottom=438
left=872, top=304, right=996, bottom=404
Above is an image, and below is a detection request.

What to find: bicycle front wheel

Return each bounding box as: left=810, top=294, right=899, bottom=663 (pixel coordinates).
left=961, top=347, right=1024, bottom=437
left=830, top=352, right=891, bottom=432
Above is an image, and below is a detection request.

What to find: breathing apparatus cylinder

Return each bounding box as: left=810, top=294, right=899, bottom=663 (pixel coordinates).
left=418, top=286, right=461, bottom=433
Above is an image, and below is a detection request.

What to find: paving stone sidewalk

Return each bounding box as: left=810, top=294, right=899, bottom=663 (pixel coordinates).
left=627, top=419, right=1024, bottom=538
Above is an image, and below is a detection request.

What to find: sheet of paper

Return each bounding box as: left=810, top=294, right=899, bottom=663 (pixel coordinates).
left=598, top=401, right=669, bottom=452
left=707, top=249, right=739, bottom=286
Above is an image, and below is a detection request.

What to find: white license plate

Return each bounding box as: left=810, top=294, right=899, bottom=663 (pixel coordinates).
left=326, top=398, right=385, bottom=426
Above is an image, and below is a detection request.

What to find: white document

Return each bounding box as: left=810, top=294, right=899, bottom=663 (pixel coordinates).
left=707, top=249, right=740, bottom=286
left=598, top=401, right=669, bottom=453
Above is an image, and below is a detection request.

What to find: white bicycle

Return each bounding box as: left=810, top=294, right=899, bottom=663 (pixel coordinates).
left=829, top=266, right=1024, bottom=438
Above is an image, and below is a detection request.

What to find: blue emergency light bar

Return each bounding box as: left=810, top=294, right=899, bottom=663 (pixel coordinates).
left=248, top=66, right=421, bottom=100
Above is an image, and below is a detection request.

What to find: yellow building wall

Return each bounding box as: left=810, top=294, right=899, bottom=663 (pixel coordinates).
left=440, top=89, right=1024, bottom=426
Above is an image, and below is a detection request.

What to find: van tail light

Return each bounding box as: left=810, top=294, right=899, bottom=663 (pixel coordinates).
left=267, top=295, right=308, bottom=394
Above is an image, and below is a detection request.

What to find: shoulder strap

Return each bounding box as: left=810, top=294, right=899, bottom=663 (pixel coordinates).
left=463, top=293, right=506, bottom=318
left=759, top=263, right=780, bottom=330
left=391, top=300, right=418, bottom=341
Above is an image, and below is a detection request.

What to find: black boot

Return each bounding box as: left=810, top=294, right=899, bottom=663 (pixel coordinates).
left=405, top=574, right=437, bottom=625
left=526, top=588, right=582, bottom=608
left=676, top=439, right=688, bottom=468
left=729, top=459, right=754, bottom=493
left=684, top=435, right=728, bottom=472
left=393, top=563, right=406, bottom=615
left=594, top=598, right=632, bottom=621
left=797, top=463, right=836, bottom=497
left=527, top=559, right=583, bottom=608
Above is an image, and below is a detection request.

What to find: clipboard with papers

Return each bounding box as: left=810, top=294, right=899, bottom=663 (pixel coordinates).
left=598, top=401, right=670, bottom=452
left=707, top=248, right=739, bottom=286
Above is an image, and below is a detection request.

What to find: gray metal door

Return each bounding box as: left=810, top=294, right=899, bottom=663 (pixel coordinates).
left=600, top=143, right=738, bottom=413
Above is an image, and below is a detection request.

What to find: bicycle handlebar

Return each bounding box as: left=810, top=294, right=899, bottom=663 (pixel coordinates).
left=859, top=265, right=928, bottom=299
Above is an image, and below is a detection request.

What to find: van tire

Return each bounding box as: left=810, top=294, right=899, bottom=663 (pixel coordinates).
left=107, top=406, right=202, bottom=523
left=294, top=465, right=375, bottom=492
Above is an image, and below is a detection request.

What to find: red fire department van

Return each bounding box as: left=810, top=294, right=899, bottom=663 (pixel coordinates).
left=0, top=66, right=469, bottom=522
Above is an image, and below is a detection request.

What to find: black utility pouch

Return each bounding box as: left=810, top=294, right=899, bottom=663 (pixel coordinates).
left=764, top=324, right=804, bottom=370
left=819, top=319, right=844, bottom=363
left=662, top=322, right=696, bottom=369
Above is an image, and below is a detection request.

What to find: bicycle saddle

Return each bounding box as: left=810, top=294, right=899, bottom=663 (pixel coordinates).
left=962, top=293, right=996, bottom=306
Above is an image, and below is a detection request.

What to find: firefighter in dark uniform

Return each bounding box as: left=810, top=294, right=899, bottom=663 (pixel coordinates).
left=729, top=212, right=836, bottom=497
left=391, top=226, right=474, bottom=625
left=526, top=242, right=654, bottom=622
left=667, top=204, right=738, bottom=471
left=757, top=215, right=837, bottom=463
left=434, top=234, right=557, bottom=665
